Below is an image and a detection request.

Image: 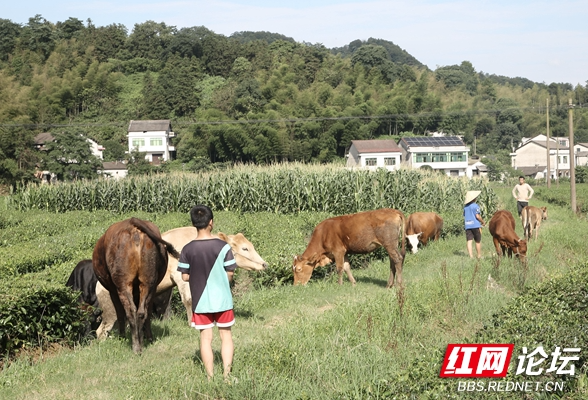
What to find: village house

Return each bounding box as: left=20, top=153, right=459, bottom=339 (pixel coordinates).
left=346, top=140, right=402, bottom=171
left=127, top=119, right=175, bottom=165
left=398, top=136, right=470, bottom=177
left=510, top=134, right=588, bottom=179
left=101, top=161, right=128, bottom=180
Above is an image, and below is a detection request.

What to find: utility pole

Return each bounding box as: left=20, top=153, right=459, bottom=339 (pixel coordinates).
left=569, top=99, right=577, bottom=213
left=546, top=98, right=551, bottom=188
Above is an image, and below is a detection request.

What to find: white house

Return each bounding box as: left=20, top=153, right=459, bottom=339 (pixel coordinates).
left=101, top=161, right=128, bottom=180
left=346, top=140, right=402, bottom=171
left=398, top=136, right=470, bottom=177
left=127, top=120, right=175, bottom=165
left=511, top=134, right=588, bottom=179
left=467, top=159, right=488, bottom=178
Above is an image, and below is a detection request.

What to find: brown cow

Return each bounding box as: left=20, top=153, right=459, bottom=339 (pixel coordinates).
left=92, top=218, right=179, bottom=353
left=488, top=210, right=527, bottom=263
left=405, top=212, right=443, bottom=254
left=521, top=206, right=547, bottom=241
left=292, top=208, right=405, bottom=288
left=95, top=228, right=267, bottom=338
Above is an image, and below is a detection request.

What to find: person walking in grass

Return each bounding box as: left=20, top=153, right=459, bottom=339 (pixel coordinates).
left=512, top=175, right=534, bottom=217
left=178, top=205, right=237, bottom=381
left=464, top=190, right=485, bottom=259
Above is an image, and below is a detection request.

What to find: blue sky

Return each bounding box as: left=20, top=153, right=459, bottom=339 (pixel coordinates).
left=4, top=0, right=588, bottom=86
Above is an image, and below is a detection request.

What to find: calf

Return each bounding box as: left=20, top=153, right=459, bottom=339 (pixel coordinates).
left=293, top=208, right=405, bottom=288
left=521, top=206, right=547, bottom=241
left=489, top=210, right=527, bottom=263
left=405, top=212, right=443, bottom=254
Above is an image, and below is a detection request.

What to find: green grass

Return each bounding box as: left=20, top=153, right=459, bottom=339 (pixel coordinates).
left=0, top=183, right=587, bottom=399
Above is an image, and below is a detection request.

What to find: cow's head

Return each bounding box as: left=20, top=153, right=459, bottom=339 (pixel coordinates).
left=540, top=207, right=548, bottom=220
left=218, top=232, right=268, bottom=271
left=515, top=238, right=528, bottom=264
left=405, top=232, right=422, bottom=254
left=292, top=254, right=331, bottom=285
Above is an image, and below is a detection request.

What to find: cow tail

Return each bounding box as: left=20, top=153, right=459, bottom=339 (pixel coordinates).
left=129, top=217, right=181, bottom=259
left=399, top=212, right=406, bottom=257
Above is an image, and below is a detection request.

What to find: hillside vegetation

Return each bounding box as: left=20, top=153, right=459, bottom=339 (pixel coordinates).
left=1, top=16, right=588, bottom=186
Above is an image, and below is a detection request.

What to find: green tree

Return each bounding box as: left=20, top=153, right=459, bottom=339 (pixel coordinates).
left=43, top=132, right=103, bottom=180
left=126, top=148, right=153, bottom=175
left=0, top=19, right=22, bottom=61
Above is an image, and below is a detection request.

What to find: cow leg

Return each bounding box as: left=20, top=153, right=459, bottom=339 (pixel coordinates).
left=171, top=270, right=193, bottom=322
left=109, top=290, right=127, bottom=338
left=493, top=238, right=502, bottom=257
left=342, top=255, right=356, bottom=285
left=138, top=281, right=156, bottom=344
left=385, top=247, right=404, bottom=289
left=96, top=284, right=117, bottom=339
left=117, top=286, right=141, bottom=353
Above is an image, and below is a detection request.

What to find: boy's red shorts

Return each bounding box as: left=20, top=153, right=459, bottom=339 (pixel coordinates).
left=190, top=309, right=235, bottom=330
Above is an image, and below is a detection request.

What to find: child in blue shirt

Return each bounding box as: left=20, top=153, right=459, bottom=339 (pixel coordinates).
left=464, top=191, right=485, bottom=259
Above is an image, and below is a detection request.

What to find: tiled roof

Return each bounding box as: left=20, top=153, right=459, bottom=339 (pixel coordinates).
left=128, top=120, right=172, bottom=132
left=351, top=140, right=402, bottom=153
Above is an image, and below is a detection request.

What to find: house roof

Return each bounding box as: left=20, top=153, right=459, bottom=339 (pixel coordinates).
left=400, top=136, right=465, bottom=148
left=34, top=132, right=55, bottom=145
left=128, top=120, right=172, bottom=132
left=519, top=140, right=569, bottom=151
left=517, top=166, right=546, bottom=176
left=103, top=161, right=128, bottom=170
left=351, top=140, right=402, bottom=153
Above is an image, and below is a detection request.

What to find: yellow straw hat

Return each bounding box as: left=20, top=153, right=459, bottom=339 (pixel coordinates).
left=464, top=190, right=482, bottom=205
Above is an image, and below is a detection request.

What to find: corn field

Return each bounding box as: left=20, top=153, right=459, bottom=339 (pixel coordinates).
left=7, top=165, right=498, bottom=216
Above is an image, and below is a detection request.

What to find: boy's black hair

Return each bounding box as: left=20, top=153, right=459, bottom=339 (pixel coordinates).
left=519, top=176, right=525, bottom=180
left=190, top=205, right=213, bottom=229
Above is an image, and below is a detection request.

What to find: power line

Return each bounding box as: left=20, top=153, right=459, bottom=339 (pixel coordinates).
left=0, top=104, right=584, bottom=129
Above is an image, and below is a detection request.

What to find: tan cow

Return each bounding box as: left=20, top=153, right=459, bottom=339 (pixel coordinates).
left=489, top=210, right=527, bottom=264
left=404, top=212, right=443, bottom=254
left=521, top=206, right=547, bottom=241
left=96, top=227, right=267, bottom=338
left=293, top=208, right=405, bottom=288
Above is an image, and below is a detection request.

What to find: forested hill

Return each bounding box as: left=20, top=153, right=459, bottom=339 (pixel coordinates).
left=0, top=16, right=587, bottom=186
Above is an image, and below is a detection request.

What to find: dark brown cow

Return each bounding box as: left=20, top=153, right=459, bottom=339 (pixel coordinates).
left=489, top=210, right=527, bottom=263
left=92, top=217, right=179, bottom=353
left=405, top=212, right=443, bottom=254
left=521, top=206, right=548, bottom=241
left=292, top=208, right=405, bottom=288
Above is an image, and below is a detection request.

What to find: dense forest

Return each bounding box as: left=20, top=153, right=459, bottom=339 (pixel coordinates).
left=1, top=15, right=587, bottom=185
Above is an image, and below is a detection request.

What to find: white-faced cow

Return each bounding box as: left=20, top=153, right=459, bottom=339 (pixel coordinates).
left=92, top=218, right=179, bottom=353
left=489, top=210, right=527, bottom=264
left=521, top=206, right=547, bottom=241
left=292, top=208, right=405, bottom=288
left=405, top=212, right=443, bottom=254
left=95, top=227, right=267, bottom=338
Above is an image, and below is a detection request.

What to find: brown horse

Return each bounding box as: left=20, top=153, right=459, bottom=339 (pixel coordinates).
left=92, top=218, right=179, bottom=353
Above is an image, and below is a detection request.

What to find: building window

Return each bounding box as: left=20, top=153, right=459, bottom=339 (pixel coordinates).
left=384, top=157, right=396, bottom=166
left=450, top=170, right=459, bottom=176
left=415, top=153, right=429, bottom=163
left=450, top=152, right=465, bottom=162
left=365, top=158, right=377, bottom=166
left=132, top=138, right=145, bottom=147
left=150, top=138, right=163, bottom=146
left=563, top=156, right=568, bottom=164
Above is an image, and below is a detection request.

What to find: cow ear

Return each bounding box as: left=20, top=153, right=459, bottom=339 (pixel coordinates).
left=294, top=255, right=299, bottom=262
left=217, top=232, right=228, bottom=241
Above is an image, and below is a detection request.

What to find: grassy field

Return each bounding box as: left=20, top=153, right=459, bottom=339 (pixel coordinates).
left=0, top=182, right=587, bottom=399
